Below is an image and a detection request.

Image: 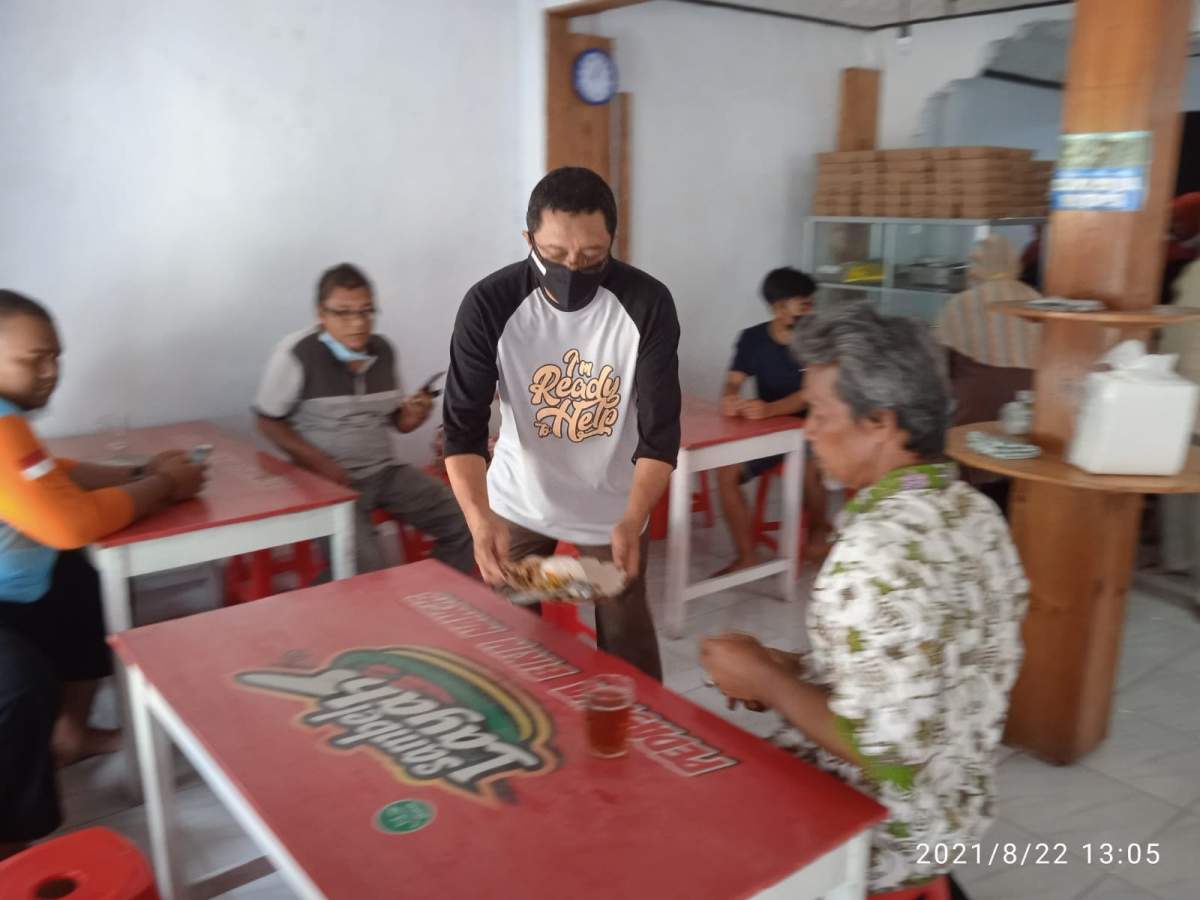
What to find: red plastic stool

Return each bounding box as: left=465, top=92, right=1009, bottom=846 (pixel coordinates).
left=538, top=541, right=597, bottom=641
left=750, top=463, right=809, bottom=556
left=370, top=509, right=434, bottom=563
left=649, top=471, right=714, bottom=540
left=869, top=875, right=951, bottom=900
left=0, top=827, right=160, bottom=900
left=224, top=541, right=323, bottom=605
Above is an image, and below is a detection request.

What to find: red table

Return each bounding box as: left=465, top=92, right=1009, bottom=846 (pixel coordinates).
left=113, top=561, right=884, bottom=900
left=50, top=421, right=358, bottom=791
left=665, top=399, right=807, bottom=636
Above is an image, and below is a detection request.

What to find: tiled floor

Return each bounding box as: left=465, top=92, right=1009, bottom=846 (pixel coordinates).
left=53, top=525, right=1200, bottom=899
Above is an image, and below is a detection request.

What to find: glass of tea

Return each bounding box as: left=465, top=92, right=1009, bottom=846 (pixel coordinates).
left=584, top=673, right=635, bottom=758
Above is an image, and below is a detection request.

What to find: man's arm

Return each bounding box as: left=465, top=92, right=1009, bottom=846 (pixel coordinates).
left=609, top=457, right=672, bottom=577
left=256, top=416, right=349, bottom=486
left=0, top=418, right=200, bottom=548
left=443, top=289, right=508, bottom=583
left=253, top=338, right=350, bottom=486
left=760, top=670, right=859, bottom=764
left=64, top=456, right=216, bottom=495
left=756, top=386, right=807, bottom=419
left=394, top=393, right=433, bottom=434
left=610, top=288, right=682, bottom=576
left=445, top=447, right=509, bottom=585
left=630, top=288, right=681, bottom=468
left=700, top=635, right=857, bottom=763
left=720, top=371, right=747, bottom=417
left=64, top=462, right=139, bottom=490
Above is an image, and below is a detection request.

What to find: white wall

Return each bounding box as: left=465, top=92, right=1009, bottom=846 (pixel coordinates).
left=0, top=0, right=525, bottom=457
left=926, top=77, right=1064, bottom=158
left=870, top=7, right=1075, bottom=148
left=918, top=58, right=1200, bottom=162
left=575, top=2, right=866, bottom=403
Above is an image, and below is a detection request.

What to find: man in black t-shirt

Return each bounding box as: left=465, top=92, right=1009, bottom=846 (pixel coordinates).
left=443, top=168, right=680, bottom=680
left=715, top=268, right=827, bottom=574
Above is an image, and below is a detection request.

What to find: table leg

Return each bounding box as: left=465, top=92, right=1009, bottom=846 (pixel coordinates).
left=91, top=546, right=143, bottom=799
left=129, top=667, right=187, bottom=900
left=820, top=830, right=870, bottom=900
left=93, top=545, right=133, bottom=634
left=664, top=449, right=694, bottom=639
left=329, top=500, right=358, bottom=581
left=777, top=433, right=804, bottom=605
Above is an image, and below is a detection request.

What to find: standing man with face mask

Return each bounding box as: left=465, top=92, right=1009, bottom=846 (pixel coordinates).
left=443, top=167, right=681, bottom=679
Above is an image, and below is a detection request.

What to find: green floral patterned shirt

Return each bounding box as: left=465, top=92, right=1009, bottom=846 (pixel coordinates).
left=773, top=463, right=1028, bottom=892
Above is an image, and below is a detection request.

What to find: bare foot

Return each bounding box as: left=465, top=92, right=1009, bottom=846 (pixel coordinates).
left=711, top=556, right=761, bottom=578
left=53, top=726, right=122, bottom=768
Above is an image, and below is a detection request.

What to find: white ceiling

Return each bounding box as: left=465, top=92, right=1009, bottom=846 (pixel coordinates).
left=680, top=0, right=1200, bottom=31
left=686, top=0, right=1073, bottom=29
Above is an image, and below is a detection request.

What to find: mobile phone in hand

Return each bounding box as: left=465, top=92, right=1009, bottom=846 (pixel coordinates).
left=421, top=370, right=447, bottom=398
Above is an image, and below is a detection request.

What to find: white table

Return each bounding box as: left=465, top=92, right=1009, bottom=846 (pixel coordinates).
left=113, top=562, right=885, bottom=900
left=50, top=421, right=358, bottom=791
left=664, top=401, right=806, bottom=638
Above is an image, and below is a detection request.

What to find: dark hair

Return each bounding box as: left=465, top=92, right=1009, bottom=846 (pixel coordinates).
left=761, top=268, right=816, bottom=304
left=795, top=303, right=949, bottom=459
left=0, top=290, right=53, bottom=324
left=526, top=167, right=618, bottom=237
left=316, top=264, right=372, bottom=306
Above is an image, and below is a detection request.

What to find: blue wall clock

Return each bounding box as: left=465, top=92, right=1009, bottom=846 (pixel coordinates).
left=572, top=48, right=618, bottom=105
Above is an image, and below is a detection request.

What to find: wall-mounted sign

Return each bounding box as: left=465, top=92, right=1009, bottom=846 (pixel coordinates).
left=1051, top=131, right=1151, bottom=212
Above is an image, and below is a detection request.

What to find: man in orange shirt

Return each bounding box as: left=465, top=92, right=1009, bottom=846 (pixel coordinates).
left=0, top=290, right=206, bottom=857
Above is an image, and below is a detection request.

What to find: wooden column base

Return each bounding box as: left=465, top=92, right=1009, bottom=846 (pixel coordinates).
left=1004, top=479, right=1143, bottom=764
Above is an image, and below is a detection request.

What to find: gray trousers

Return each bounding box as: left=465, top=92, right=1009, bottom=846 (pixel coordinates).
left=502, top=517, right=662, bottom=682
left=352, top=465, right=474, bottom=575
left=1160, top=493, right=1200, bottom=575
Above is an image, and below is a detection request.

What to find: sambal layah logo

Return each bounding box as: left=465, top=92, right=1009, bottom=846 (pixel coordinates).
left=235, top=646, right=559, bottom=805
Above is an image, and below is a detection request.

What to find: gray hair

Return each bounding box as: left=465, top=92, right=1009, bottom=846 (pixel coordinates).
left=795, top=303, right=949, bottom=458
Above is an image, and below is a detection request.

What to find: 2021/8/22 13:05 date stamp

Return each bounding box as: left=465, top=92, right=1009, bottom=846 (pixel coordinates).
left=916, top=842, right=1162, bottom=867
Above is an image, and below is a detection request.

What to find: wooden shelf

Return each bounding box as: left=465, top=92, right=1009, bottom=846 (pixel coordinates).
left=994, top=302, right=1200, bottom=327
left=947, top=423, right=1200, bottom=495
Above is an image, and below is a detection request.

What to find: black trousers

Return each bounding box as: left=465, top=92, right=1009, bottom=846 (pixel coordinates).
left=0, top=628, right=60, bottom=841
left=0, top=550, right=110, bottom=842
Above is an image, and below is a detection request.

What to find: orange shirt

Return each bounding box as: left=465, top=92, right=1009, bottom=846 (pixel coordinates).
left=0, top=403, right=133, bottom=602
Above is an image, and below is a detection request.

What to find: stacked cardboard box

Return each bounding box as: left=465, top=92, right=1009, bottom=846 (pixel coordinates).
left=813, top=148, right=1053, bottom=219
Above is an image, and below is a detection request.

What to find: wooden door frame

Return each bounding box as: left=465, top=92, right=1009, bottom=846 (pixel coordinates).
left=543, top=0, right=650, bottom=260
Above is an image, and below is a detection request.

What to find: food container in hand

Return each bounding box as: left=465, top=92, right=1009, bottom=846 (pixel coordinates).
left=501, top=555, right=626, bottom=605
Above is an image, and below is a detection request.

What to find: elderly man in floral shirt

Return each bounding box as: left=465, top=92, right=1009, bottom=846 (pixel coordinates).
left=702, top=305, right=1028, bottom=896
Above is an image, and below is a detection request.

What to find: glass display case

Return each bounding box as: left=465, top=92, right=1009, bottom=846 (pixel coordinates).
left=801, top=217, right=1045, bottom=324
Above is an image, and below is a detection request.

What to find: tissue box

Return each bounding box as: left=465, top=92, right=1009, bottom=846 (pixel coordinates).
left=1067, top=372, right=1199, bottom=475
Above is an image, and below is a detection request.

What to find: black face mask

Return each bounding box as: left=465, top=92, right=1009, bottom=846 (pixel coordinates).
left=529, top=244, right=610, bottom=312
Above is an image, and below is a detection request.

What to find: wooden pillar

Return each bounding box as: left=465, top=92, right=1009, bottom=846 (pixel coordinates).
left=837, top=68, right=880, bottom=152
left=832, top=68, right=881, bottom=265
left=544, top=11, right=633, bottom=260
left=1004, top=0, right=1192, bottom=764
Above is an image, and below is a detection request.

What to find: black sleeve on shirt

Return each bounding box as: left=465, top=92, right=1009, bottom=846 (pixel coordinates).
left=442, top=264, right=527, bottom=459
left=615, top=264, right=682, bottom=468
left=730, top=327, right=754, bottom=376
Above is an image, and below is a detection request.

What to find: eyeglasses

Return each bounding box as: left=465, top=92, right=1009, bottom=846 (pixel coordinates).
left=321, top=305, right=377, bottom=321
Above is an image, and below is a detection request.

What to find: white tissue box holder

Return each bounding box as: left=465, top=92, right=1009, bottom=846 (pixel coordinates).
left=1067, top=372, right=1198, bottom=476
